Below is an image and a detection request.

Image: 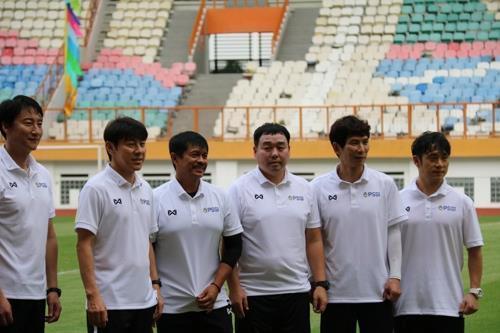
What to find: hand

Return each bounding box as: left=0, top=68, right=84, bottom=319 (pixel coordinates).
left=196, top=284, right=219, bottom=312
left=153, top=289, right=164, bottom=322
left=87, top=293, right=108, bottom=328
left=0, top=295, right=13, bottom=327
left=46, top=292, right=62, bottom=323
left=459, top=293, right=479, bottom=315
left=311, top=286, right=328, bottom=313
left=383, top=278, right=401, bottom=302
left=229, top=284, right=248, bottom=318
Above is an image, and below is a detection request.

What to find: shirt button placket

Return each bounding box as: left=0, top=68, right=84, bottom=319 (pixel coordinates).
left=190, top=199, right=198, bottom=225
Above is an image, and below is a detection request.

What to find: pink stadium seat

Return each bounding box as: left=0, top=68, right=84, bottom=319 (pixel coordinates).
left=12, top=56, right=23, bottom=65
left=472, top=41, right=484, bottom=50
left=0, top=39, right=5, bottom=48
left=25, top=48, right=36, bottom=56
left=409, top=50, right=421, bottom=59
left=2, top=48, right=13, bottom=57
left=456, top=50, right=468, bottom=57
left=432, top=49, right=445, bottom=58
left=424, top=42, right=437, bottom=51
left=184, top=62, right=197, bottom=76
left=27, top=39, right=38, bottom=48
left=35, top=56, right=47, bottom=64
left=23, top=56, right=35, bottom=65
left=13, top=47, right=25, bottom=56
left=48, top=48, right=59, bottom=56
left=448, top=42, right=460, bottom=51
left=0, top=56, right=12, bottom=65
left=5, top=38, right=17, bottom=47
left=17, top=39, right=28, bottom=48
left=435, top=43, right=447, bottom=52
left=445, top=49, right=457, bottom=58
left=460, top=43, right=472, bottom=51
left=484, top=41, right=496, bottom=51
left=174, top=74, right=189, bottom=86
left=468, top=49, right=481, bottom=57
left=36, top=48, right=48, bottom=56
left=413, top=43, right=425, bottom=52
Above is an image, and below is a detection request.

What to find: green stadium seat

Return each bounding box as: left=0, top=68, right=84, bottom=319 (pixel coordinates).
left=433, top=22, right=444, bottom=32
left=456, top=22, right=467, bottom=32
left=424, top=14, right=436, bottom=22
left=418, top=33, right=430, bottom=42
left=440, top=4, right=451, bottom=14
left=436, top=13, right=447, bottom=23
left=493, top=22, right=500, bottom=30
left=451, top=3, right=463, bottom=14
left=459, top=13, right=470, bottom=22
left=426, top=4, right=438, bottom=13
left=396, top=24, right=408, bottom=34
left=412, top=13, right=424, bottom=23
left=407, top=33, right=418, bottom=43
left=399, top=14, right=411, bottom=23
left=480, top=22, right=492, bottom=31
left=470, top=12, right=482, bottom=22
left=445, top=23, right=456, bottom=32
left=453, top=32, right=465, bottom=41
left=447, top=13, right=458, bottom=22
left=414, top=4, right=426, bottom=14
left=429, top=32, right=441, bottom=42
left=477, top=31, right=489, bottom=41
left=421, top=23, right=433, bottom=32
left=441, top=32, right=453, bottom=42
left=463, top=3, right=475, bottom=13
left=401, top=5, right=412, bottom=14
left=483, top=13, right=494, bottom=22
left=409, top=24, right=421, bottom=33
left=489, top=30, right=500, bottom=40
left=474, top=2, right=486, bottom=12
left=394, top=34, right=406, bottom=44
left=468, top=22, right=480, bottom=31
left=464, top=31, right=476, bottom=41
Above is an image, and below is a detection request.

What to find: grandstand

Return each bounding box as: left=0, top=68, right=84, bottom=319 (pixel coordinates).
left=0, top=0, right=499, bottom=212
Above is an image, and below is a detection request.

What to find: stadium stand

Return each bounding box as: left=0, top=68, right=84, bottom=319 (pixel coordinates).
left=219, top=0, right=499, bottom=139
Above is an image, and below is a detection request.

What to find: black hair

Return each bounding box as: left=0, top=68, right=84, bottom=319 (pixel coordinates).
left=329, top=115, right=371, bottom=148
left=0, top=95, right=43, bottom=138
left=253, top=123, right=290, bottom=146
left=103, top=117, right=148, bottom=160
left=411, top=131, right=451, bottom=158
left=169, top=131, right=208, bottom=157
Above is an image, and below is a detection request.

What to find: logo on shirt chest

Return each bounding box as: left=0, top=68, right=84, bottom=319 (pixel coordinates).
left=363, top=191, right=381, bottom=198
left=140, top=198, right=151, bottom=206
left=254, top=194, right=264, bottom=200
left=328, top=194, right=338, bottom=201
left=438, top=205, right=456, bottom=212
left=35, top=182, right=48, bottom=188
left=9, top=181, right=17, bottom=188
left=168, top=209, right=177, bottom=216
left=203, top=207, right=220, bottom=213
left=113, top=198, right=122, bottom=205
left=405, top=206, right=411, bottom=212
left=288, top=195, right=304, bottom=201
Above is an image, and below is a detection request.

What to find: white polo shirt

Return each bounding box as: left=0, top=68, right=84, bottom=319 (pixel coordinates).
left=0, top=147, right=55, bottom=300
left=152, top=178, right=243, bottom=313
left=75, top=165, right=157, bottom=310
left=395, top=179, right=484, bottom=317
left=228, top=167, right=321, bottom=296
left=312, top=166, right=407, bottom=303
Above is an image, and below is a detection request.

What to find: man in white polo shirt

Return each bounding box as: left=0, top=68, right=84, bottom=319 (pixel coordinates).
left=75, top=117, right=163, bottom=333
left=312, top=115, right=407, bottom=333
left=228, top=123, right=328, bottom=333
left=394, top=131, right=483, bottom=333
left=0, top=95, right=61, bottom=333
left=153, top=131, right=243, bottom=333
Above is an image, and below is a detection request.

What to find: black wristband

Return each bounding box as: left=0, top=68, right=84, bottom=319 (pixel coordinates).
left=210, top=282, right=221, bottom=293
left=152, top=279, right=162, bottom=288
left=46, top=287, right=61, bottom=297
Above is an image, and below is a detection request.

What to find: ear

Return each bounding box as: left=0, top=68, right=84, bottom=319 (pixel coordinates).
left=332, top=142, right=341, bottom=158
left=105, top=142, right=115, bottom=159
left=253, top=145, right=257, bottom=156
left=412, top=155, right=421, bottom=168
left=170, top=152, right=178, bottom=166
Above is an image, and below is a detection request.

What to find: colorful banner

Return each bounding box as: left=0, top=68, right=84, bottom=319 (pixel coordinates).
left=64, top=0, right=82, bottom=115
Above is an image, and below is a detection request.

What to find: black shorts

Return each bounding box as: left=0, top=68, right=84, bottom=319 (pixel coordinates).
left=0, top=299, right=45, bottom=333
left=394, top=314, right=464, bottom=333
left=235, top=292, right=310, bottom=333
left=320, top=301, right=393, bottom=333
left=156, top=305, right=232, bottom=333
left=86, top=305, right=155, bottom=333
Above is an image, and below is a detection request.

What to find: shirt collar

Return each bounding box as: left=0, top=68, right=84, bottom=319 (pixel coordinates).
left=253, top=166, right=290, bottom=186
left=330, top=164, right=369, bottom=185
left=0, top=146, right=38, bottom=174
left=409, top=178, right=451, bottom=198
left=171, top=177, right=205, bottom=199
left=104, top=164, right=142, bottom=188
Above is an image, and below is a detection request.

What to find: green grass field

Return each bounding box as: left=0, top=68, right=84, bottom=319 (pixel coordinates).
left=46, top=216, right=500, bottom=333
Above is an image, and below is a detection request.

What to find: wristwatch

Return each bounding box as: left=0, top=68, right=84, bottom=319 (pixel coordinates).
left=152, top=279, right=162, bottom=288
left=311, top=280, right=330, bottom=291
left=46, top=287, right=62, bottom=297
left=469, top=288, right=483, bottom=299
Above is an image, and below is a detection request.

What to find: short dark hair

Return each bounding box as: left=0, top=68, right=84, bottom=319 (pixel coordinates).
left=253, top=123, right=290, bottom=146
left=411, top=131, right=451, bottom=158
left=329, top=115, right=371, bottom=148
left=169, top=131, right=208, bottom=157
left=0, top=95, right=43, bottom=138
left=103, top=117, right=148, bottom=160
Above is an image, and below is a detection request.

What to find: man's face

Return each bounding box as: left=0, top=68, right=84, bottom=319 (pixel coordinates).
left=172, top=144, right=208, bottom=180
left=2, top=108, right=43, bottom=153
left=413, top=149, right=449, bottom=185
left=107, top=138, right=146, bottom=175
left=254, top=133, right=290, bottom=176
left=333, top=135, right=369, bottom=169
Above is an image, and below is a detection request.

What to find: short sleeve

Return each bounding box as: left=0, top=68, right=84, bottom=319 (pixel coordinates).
left=150, top=188, right=162, bottom=243
left=306, top=183, right=321, bottom=229
left=462, top=196, right=484, bottom=248
left=385, top=179, right=408, bottom=227
left=222, top=190, right=243, bottom=237
left=146, top=185, right=158, bottom=235
left=75, top=185, right=102, bottom=235
left=47, top=174, right=56, bottom=220
left=227, top=184, right=243, bottom=221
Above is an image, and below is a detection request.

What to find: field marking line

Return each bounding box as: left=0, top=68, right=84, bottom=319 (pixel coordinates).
left=58, top=269, right=79, bottom=275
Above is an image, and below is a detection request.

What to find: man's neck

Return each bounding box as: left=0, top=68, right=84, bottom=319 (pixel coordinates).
left=176, top=175, right=201, bottom=194
left=4, top=144, right=30, bottom=171
left=337, top=164, right=364, bottom=183
left=416, top=178, right=443, bottom=196
left=110, top=164, right=136, bottom=184
left=260, top=168, right=286, bottom=185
